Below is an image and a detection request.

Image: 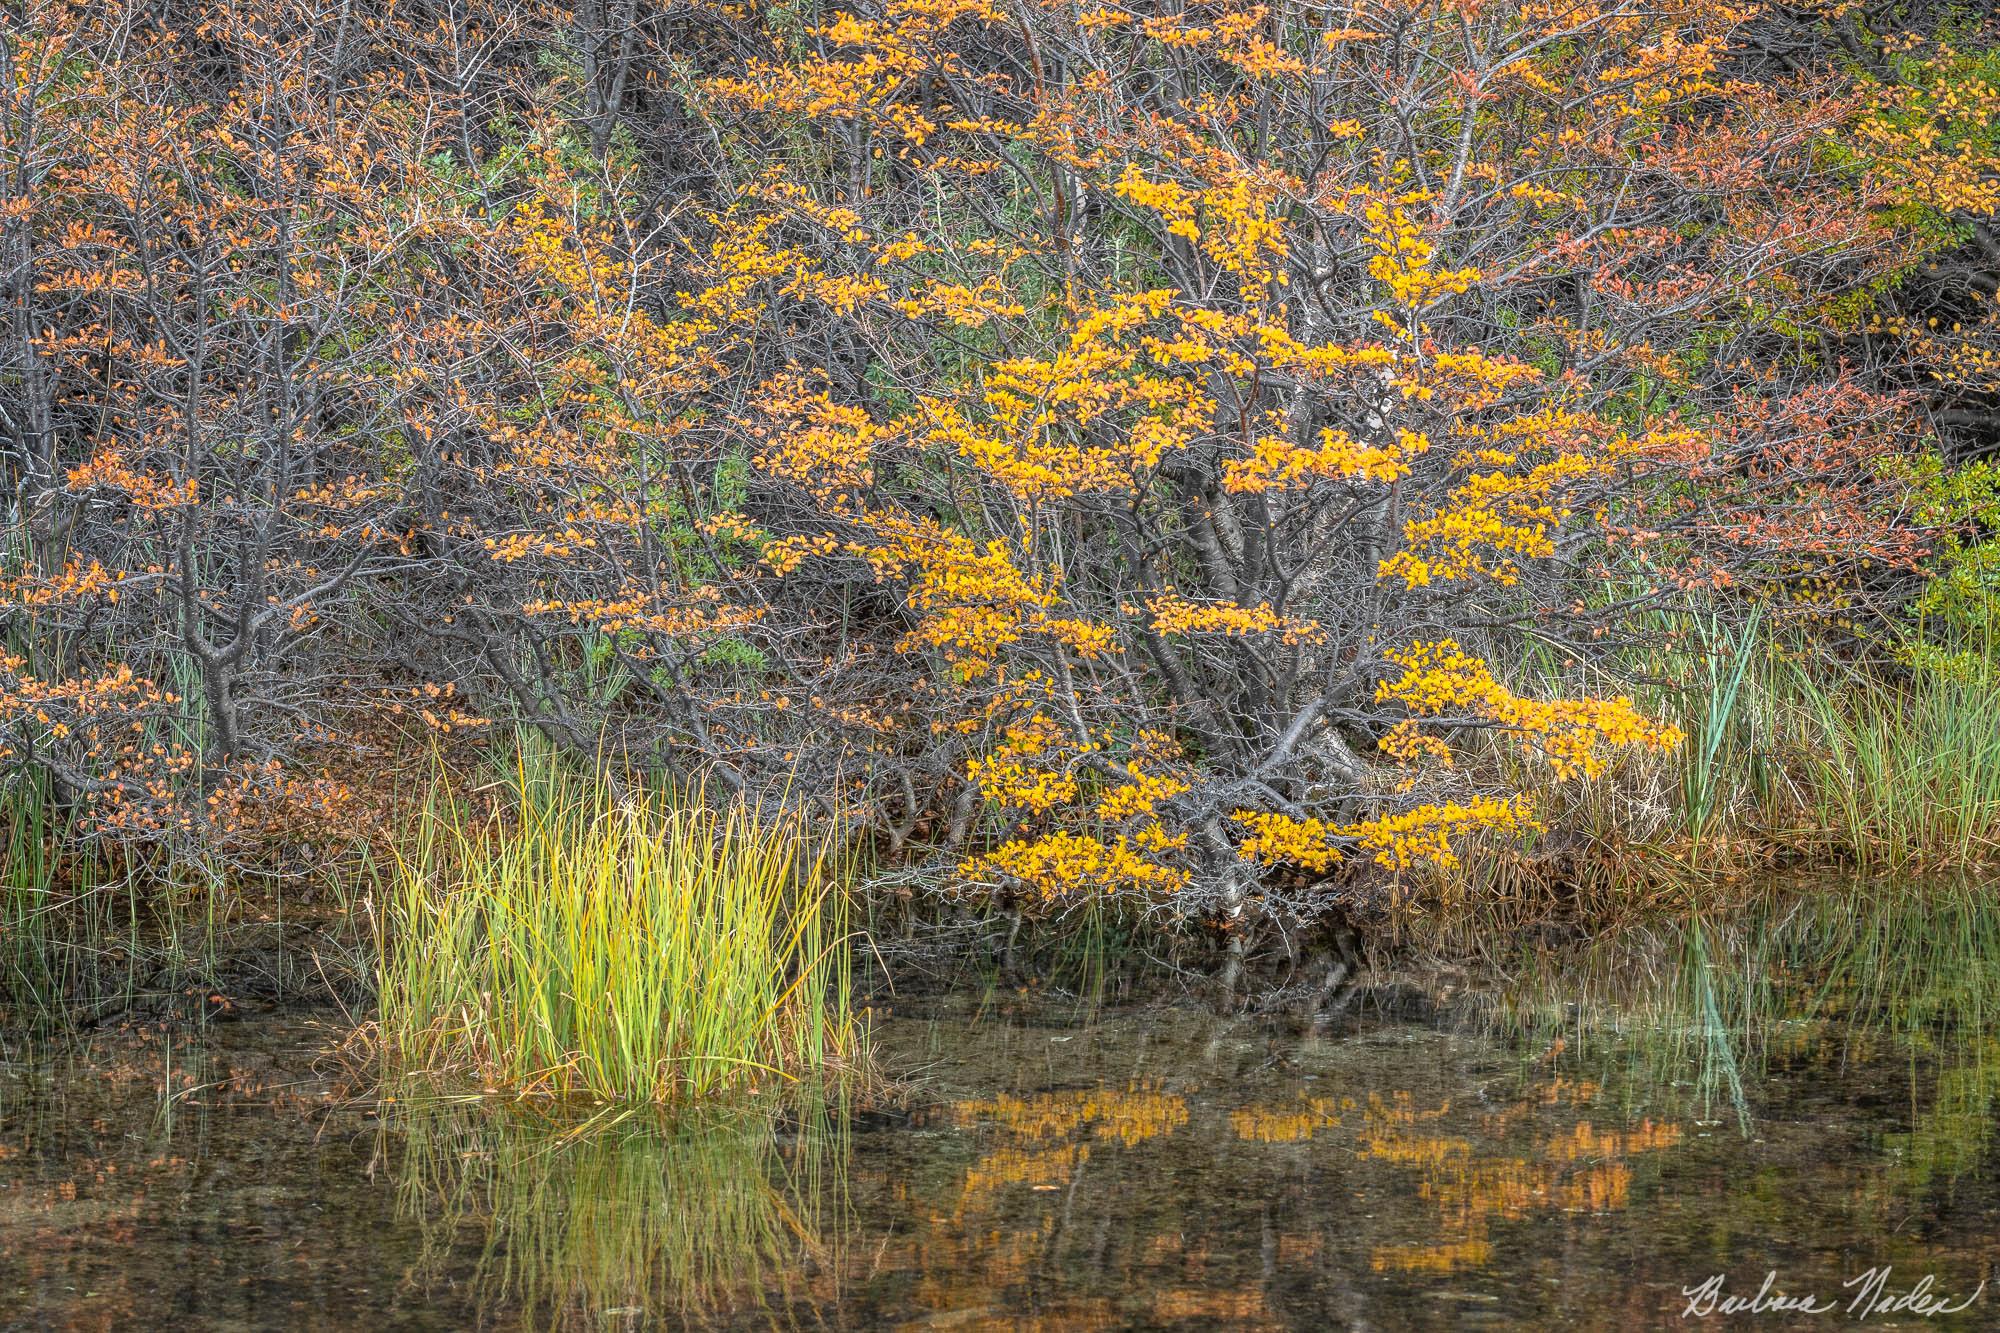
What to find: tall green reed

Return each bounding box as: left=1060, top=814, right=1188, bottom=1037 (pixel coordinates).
left=375, top=744, right=860, bottom=1102
left=0, top=771, right=169, bottom=1015
left=1791, top=663, right=2000, bottom=868
left=1681, top=606, right=1763, bottom=855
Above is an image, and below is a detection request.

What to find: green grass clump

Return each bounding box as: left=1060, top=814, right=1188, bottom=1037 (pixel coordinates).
left=1792, top=664, right=2000, bottom=869
left=376, top=752, right=859, bottom=1102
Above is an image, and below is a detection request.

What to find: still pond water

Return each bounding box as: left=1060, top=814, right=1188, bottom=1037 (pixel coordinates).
left=3, top=902, right=1999, bottom=1330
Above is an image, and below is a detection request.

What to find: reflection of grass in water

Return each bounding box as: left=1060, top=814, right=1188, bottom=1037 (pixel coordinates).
left=1495, top=879, right=2000, bottom=1164
left=391, top=1096, right=844, bottom=1329
left=1670, top=920, right=1750, bottom=1134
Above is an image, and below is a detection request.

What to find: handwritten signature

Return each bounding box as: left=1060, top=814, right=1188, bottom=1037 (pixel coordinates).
left=1681, top=1268, right=1985, bottom=1320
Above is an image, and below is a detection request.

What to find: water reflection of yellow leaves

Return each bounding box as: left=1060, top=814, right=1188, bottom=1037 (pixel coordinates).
left=1419, top=1156, right=1636, bottom=1226
left=1543, top=1119, right=1681, bottom=1161
left=907, top=1081, right=1204, bottom=1325
left=1360, top=1090, right=1472, bottom=1169
left=1484, top=1075, right=1605, bottom=1133
left=1370, top=1235, right=1495, bottom=1274
left=1230, top=1096, right=1346, bottom=1142
left=947, top=1083, right=1187, bottom=1219
left=1371, top=1089, right=1454, bottom=1122
left=1360, top=1129, right=1473, bottom=1170
left=949, top=1081, right=1188, bottom=1147
left=1153, top=1286, right=1283, bottom=1325
left=957, top=1143, right=1088, bottom=1216
left=1357, top=1095, right=1680, bottom=1274
left=901, top=1219, right=1123, bottom=1332
left=911, top=1215, right=1054, bottom=1300
left=1215, top=1078, right=1690, bottom=1276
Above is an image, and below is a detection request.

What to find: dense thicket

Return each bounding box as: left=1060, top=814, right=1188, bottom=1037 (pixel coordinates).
left=3, top=0, right=1998, bottom=916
